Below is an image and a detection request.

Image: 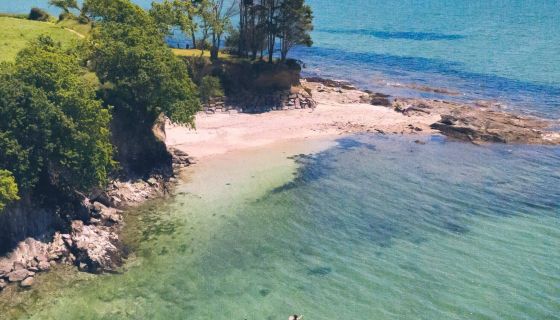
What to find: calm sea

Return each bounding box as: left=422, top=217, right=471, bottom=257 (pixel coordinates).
left=3, top=0, right=560, bottom=118
left=0, top=1, right=559, bottom=319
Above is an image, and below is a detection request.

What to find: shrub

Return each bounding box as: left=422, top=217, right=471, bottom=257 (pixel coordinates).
left=58, top=12, right=76, bottom=21
left=0, top=170, right=19, bottom=212
left=28, top=8, right=50, bottom=21
left=199, top=76, right=224, bottom=103
left=0, top=36, right=114, bottom=194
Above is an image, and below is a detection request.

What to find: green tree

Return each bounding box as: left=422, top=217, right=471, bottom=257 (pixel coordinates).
left=49, top=0, right=79, bottom=14
left=85, top=0, right=200, bottom=174
left=0, top=170, right=19, bottom=212
left=0, top=36, right=114, bottom=194
left=277, top=0, right=313, bottom=61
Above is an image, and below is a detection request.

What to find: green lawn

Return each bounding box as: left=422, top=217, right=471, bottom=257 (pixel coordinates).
left=0, top=17, right=81, bottom=62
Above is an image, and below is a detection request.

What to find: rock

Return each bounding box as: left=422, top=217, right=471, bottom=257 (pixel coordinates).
left=70, top=221, right=123, bottom=273
left=38, top=261, right=51, bottom=271
left=7, top=269, right=29, bottom=282
left=0, top=279, right=6, bottom=290
left=0, top=262, right=12, bottom=277
left=13, top=261, right=26, bottom=271
left=92, top=201, right=108, bottom=213
left=20, top=277, right=34, bottom=288
left=147, top=178, right=158, bottom=186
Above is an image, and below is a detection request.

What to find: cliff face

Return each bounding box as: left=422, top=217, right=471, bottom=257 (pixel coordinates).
left=110, top=109, right=173, bottom=178
left=0, top=197, right=63, bottom=256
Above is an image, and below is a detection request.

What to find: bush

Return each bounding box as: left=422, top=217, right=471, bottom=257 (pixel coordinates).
left=28, top=8, right=50, bottom=21
left=199, top=76, right=224, bottom=103
left=0, top=36, right=114, bottom=194
left=58, top=12, right=76, bottom=21
left=0, top=170, right=19, bottom=212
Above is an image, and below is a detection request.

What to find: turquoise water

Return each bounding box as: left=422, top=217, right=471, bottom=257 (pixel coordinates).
left=1, top=1, right=560, bottom=319
left=1, top=136, right=559, bottom=319
left=3, top=0, right=560, bottom=117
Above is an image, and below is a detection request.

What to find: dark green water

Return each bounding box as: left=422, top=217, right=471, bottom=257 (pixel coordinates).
left=2, top=135, right=559, bottom=319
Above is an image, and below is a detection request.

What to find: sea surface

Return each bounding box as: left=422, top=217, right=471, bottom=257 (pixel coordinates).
left=3, top=0, right=559, bottom=118
left=0, top=1, right=559, bottom=319
left=1, top=135, right=559, bottom=319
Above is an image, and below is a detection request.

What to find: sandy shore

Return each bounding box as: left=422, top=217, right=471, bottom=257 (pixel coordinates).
left=167, top=79, right=560, bottom=159
left=166, top=81, right=440, bottom=159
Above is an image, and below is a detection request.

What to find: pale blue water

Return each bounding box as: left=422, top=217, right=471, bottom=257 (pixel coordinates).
left=1, top=1, right=560, bottom=319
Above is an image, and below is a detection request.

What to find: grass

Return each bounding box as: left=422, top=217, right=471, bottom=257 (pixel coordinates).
left=172, top=48, right=232, bottom=60
left=0, top=17, right=81, bottom=62
left=56, top=18, right=92, bottom=37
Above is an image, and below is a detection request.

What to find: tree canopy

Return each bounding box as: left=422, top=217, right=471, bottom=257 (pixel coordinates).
left=85, top=0, right=200, bottom=127
left=237, top=0, right=313, bottom=62
left=0, top=36, right=113, bottom=202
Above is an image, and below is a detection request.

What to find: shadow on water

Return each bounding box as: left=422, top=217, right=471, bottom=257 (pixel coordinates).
left=317, top=29, right=466, bottom=41
left=263, top=135, right=560, bottom=249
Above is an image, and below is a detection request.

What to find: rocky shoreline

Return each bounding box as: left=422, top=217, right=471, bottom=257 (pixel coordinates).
left=304, top=77, right=560, bottom=145
left=0, top=148, right=194, bottom=291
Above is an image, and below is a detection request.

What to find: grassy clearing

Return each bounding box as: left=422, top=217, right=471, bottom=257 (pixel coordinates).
left=0, top=17, right=81, bottom=62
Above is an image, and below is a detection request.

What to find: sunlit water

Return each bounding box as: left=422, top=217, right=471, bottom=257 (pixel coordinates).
left=3, top=0, right=560, bottom=117
left=1, top=1, right=560, bottom=319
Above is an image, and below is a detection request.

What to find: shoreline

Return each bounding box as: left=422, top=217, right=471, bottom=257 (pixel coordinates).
left=166, top=77, right=560, bottom=161
left=2, top=73, right=559, bottom=294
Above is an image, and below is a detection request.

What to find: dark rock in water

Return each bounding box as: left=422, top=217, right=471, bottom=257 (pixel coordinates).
left=20, top=277, right=34, bottom=288
left=307, top=266, right=332, bottom=276
left=259, top=288, right=271, bottom=297
left=369, top=93, right=392, bottom=107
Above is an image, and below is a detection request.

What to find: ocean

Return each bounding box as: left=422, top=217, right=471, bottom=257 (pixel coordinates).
left=0, top=1, right=559, bottom=319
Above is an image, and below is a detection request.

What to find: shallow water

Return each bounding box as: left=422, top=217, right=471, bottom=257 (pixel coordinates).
left=2, top=135, right=559, bottom=319
left=1, top=1, right=559, bottom=319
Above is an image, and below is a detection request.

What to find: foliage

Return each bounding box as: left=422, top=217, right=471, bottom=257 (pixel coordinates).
left=237, top=0, right=313, bottom=61
left=49, top=0, right=79, bottom=14
left=86, top=0, right=200, bottom=127
left=28, top=8, right=51, bottom=21
left=277, top=0, right=313, bottom=60
left=199, top=75, right=224, bottom=102
left=0, top=170, right=19, bottom=212
left=0, top=36, right=114, bottom=194
left=0, top=17, right=81, bottom=63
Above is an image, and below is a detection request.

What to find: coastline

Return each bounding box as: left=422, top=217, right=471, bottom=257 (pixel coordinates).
left=2, top=72, right=559, bottom=294
left=167, top=77, right=560, bottom=161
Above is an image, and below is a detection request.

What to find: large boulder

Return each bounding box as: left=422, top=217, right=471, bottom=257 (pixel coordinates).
left=70, top=221, right=122, bottom=273
left=7, top=269, right=29, bottom=282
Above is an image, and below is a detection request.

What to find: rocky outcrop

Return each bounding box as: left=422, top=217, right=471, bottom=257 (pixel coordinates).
left=0, top=147, right=193, bottom=291
left=0, top=236, right=69, bottom=288
left=392, top=98, right=560, bottom=145
left=69, top=220, right=122, bottom=273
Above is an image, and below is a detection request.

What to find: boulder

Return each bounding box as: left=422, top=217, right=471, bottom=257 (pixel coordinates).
left=0, top=262, right=13, bottom=277
left=38, top=261, right=51, bottom=271
left=20, top=277, right=34, bottom=288
left=70, top=221, right=122, bottom=273
left=7, top=269, right=29, bottom=282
